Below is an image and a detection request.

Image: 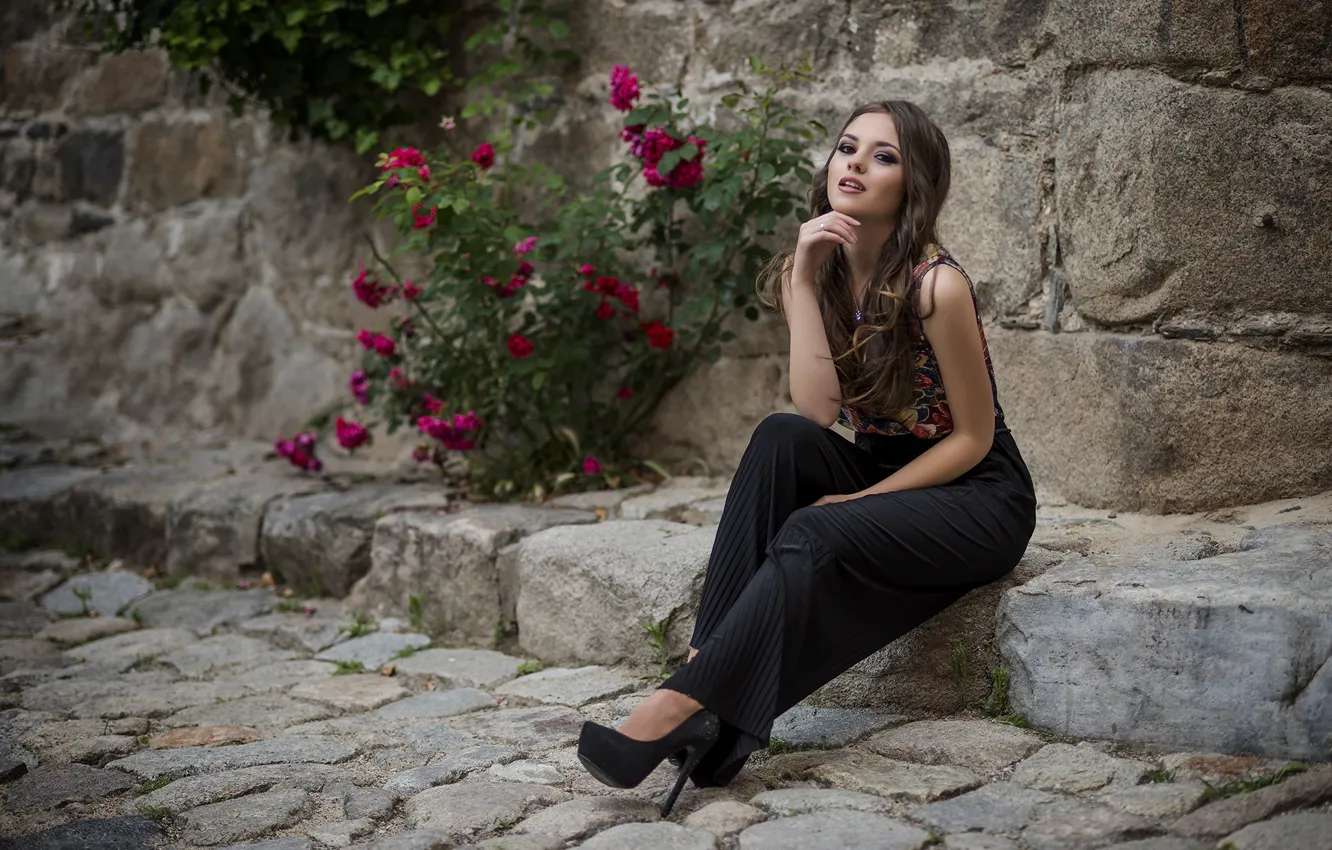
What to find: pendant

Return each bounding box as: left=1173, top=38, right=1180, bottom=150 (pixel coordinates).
left=854, top=309, right=863, bottom=323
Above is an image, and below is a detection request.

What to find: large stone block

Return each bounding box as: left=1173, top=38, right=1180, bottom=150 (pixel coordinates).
left=0, top=464, right=98, bottom=544
left=1044, top=0, right=1240, bottom=66
left=1055, top=69, right=1332, bottom=325
left=1, top=43, right=91, bottom=113
left=1243, top=0, right=1332, bottom=80
left=129, top=118, right=245, bottom=209
left=997, top=526, right=1332, bottom=760
left=513, top=520, right=715, bottom=665
left=56, top=129, right=125, bottom=206
left=259, top=484, right=452, bottom=597
left=352, top=504, right=597, bottom=643
left=73, top=50, right=169, bottom=115
left=165, top=468, right=329, bottom=584
left=988, top=327, right=1332, bottom=512
left=632, top=354, right=792, bottom=478
left=821, top=546, right=1064, bottom=714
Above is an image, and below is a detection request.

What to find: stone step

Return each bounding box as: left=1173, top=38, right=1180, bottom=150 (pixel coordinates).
left=997, top=525, right=1332, bottom=761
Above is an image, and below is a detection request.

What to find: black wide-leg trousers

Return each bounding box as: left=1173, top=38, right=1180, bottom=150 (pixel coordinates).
left=660, top=412, right=1037, bottom=786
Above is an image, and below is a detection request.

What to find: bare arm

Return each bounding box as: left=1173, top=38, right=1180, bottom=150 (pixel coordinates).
left=858, top=264, right=995, bottom=494
left=785, top=211, right=862, bottom=427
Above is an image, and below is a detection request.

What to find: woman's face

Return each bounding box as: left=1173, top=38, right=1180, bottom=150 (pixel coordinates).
left=827, top=112, right=905, bottom=222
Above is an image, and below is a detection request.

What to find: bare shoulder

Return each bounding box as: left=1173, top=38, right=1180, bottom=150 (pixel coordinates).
left=918, top=261, right=974, bottom=319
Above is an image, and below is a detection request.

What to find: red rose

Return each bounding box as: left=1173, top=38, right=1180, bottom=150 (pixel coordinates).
left=595, top=301, right=614, bottom=320
left=642, top=320, right=675, bottom=349
left=507, top=334, right=534, bottom=358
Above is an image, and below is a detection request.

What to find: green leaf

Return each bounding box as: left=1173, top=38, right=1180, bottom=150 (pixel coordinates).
left=531, top=372, right=546, bottom=390
left=548, top=19, right=569, bottom=39
left=405, top=187, right=423, bottom=206
left=366, top=0, right=389, bottom=16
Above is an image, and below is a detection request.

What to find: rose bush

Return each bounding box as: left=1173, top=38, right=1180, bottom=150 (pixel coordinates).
left=329, top=57, right=824, bottom=499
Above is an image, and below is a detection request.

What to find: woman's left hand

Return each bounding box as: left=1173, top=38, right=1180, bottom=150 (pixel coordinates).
left=812, top=492, right=859, bottom=507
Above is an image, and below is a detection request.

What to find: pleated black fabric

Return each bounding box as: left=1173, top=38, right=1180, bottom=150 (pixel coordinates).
left=660, top=412, right=1037, bottom=786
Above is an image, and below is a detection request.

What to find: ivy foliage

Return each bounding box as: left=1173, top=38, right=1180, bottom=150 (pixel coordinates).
left=66, top=0, right=575, bottom=153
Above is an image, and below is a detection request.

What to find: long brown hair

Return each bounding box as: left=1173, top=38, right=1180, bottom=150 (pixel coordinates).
left=757, top=100, right=951, bottom=417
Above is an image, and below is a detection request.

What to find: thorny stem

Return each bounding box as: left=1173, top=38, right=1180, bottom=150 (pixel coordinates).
left=364, top=236, right=449, bottom=342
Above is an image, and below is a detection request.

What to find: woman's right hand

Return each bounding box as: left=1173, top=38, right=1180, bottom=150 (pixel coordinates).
left=791, top=211, right=861, bottom=285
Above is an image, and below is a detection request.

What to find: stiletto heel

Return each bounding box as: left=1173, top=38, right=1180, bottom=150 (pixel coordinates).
left=577, top=709, right=720, bottom=817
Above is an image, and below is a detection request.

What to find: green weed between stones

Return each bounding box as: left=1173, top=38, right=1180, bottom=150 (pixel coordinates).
left=925, top=830, right=944, bottom=846
left=138, top=805, right=172, bottom=822
left=130, top=607, right=145, bottom=625
left=950, top=644, right=971, bottom=708
left=276, top=599, right=302, bottom=613
left=492, top=619, right=515, bottom=649
left=1198, top=763, right=1308, bottom=804
left=1147, top=770, right=1176, bottom=783
left=393, top=645, right=419, bottom=660
left=339, top=612, right=376, bottom=639
left=408, top=593, right=425, bottom=632
left=638, top=618, right=671, bottom=680
left=516, top=659, right=543, bottom=676
left=156, top=574, right=184, bottom=591
left=138, top=735, right=149, bottom=745
left=72, top=586, right=94, bottom=616
left=333, top=660, right=365, bottom=676
left=764, top=739, right=796, bottom=757
left=135, top=777, right=172, bottom=795
left=0, top=533, right=36, bottom=552
left=982, top=666, right=1030, bottom=728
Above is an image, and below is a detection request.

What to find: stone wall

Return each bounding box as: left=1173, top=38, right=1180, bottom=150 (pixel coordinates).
left=2, top=0, right=1330, bottom=511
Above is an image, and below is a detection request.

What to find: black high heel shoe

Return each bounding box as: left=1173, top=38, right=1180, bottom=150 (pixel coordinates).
left=577, top=710, right=720, bottom=817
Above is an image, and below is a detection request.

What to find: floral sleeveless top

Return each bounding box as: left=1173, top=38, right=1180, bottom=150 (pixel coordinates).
left=836, top=245, right=1004, bottom=439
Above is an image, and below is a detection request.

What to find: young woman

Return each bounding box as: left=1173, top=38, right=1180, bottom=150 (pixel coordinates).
left=577, top=100, right=1038, bottom=817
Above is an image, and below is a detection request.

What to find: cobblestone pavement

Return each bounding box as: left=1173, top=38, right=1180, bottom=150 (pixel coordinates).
left=2, top=568, right=1330, bottom=850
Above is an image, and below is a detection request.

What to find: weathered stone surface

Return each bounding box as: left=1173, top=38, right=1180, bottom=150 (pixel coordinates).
left=166, top=469, right=327, bottom=584
left=0, top=465, right=98, bottom=543
left=236, top=612, right=346, bottom=653
left=0, top=638, right=63, bottom=675
left=22, top=673, right=251, bottom=719
left=822, top=545, right=1063, bottom=713
left=307, top=818, right=375, bottom=847
left=35, top=615, right=138, bottom=646
left=127, top=588, right=275, bottom=635
left=1220, top=811, right=1332, bottom=850
left=225, top=839, right=315, bottom=850
left=998, top=527, right=1332, bottom=759
left=803, top=752, right=985, bottom=803
left=391, top=648, right=527, bottom=690
left=944, top=836, right=1020, bottom=850
left=403, top=781, right=569, bottom=838
left=0, top=566, right=61, bottom=602
left=1057, top=71, right=1331, bottom=326
left=355, top=505, right=596, bottom=641
left=583, top=822, right=719, bottom=850
left=3, top=762, right=133, bottom=810
left=179, top=788, right=315, bottom=846
left=376, top=690, right=496, bottom=720
left=56, top=129, right=125, bottom=205
left=1158, top=752, right=1291, bottom=786
left=485, top=759, right=563, bottom=786
left=0, top=601, right=53, bottom=638
left=160, top=633, right=295, bottom=677
left=683, top=800, right=766, bottom=837
left=547, top=484, right=653, bottom=515
left=750, top=787, right=894, bottom=816
left=315, top=632, right=431, bottom=670
left=228, top=660, right=338, bottom=691
left=458, top=835, right=561, bottom=850
left=1020, top=799, right=1157, bottom=850
left=260, top=486, right=452, bottom=598
left=344, top=786, right=396, bottom=821
left=166, top=694, right=338, bottom=736
left=1244, top=0, right=1332, bottom=80
left=769, top=707, right=905, bottom=749
left=383, top=746, right=522, bottom=798
left=107, top=736, right=357, bottom=780
left=0, top=815, right=164, bottom=850
left=352, top=830, right=451, bottom=850
left=1097, top=781, right=1209, bottom=819
left=991, top=330, right=1332, bottom=513
left=512, top=796, right=658, bottom=841
left=1169, top=768, right=1332, bottom=838
left=129, top=118, right=245, bottom=209
left=15, top=716, right=146, bottom=756
left=288, top=674, right=408, bottom=712
left=910, top=782, right=1057, bottom=833
left=1010, top=743, right=1153, bottom=793
left=493, top=666, right=637, bottom=707
left=738, top=810, right=925, bottom=850
left=64, top=627, right=198, bottom=671
left=64, top=734, right=140, bottom=765
left=149, top=725, right=261, bottom=749
left=74, top=49, right=169, bottom=115
left=1043, top=0, right=1239, bottom=65
left=866, top=720, right=1044, bottom=772
left=138, top=763, right=346, bottom=814
left=513, top=520, right=714, bottom=665
left=448, top=706, right=583, bottom=751
left=40, top=571, right=154, bottom=617
left=617, top=481, right=730, bottom=522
